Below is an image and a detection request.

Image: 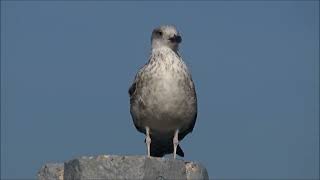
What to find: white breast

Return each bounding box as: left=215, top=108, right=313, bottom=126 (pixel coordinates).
left=138, top=47, right=195, bottom=133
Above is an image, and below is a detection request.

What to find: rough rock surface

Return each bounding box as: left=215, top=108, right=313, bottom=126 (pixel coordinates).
left=39, top=155, right=209, bottom=180
left=38, top=163, right=64, bottom=180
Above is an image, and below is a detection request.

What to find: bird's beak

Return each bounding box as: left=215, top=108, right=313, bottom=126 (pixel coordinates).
left=169, top=35, right=182, bottom=43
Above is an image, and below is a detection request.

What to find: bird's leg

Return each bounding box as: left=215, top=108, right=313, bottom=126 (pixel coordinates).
left=145, top=126, right=151, bottom=157
left=173, top=129, right=179, bottom=159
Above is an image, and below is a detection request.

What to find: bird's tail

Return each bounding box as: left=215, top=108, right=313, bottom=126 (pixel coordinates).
left=149, top=140, right=184, bottom=157
left=177, top=144, right=185, bottom=157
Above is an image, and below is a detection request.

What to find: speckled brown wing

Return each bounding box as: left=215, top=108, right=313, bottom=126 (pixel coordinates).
left=178, top=78, right=198, bottom=141
left=128, top=67, right=147, bottom=134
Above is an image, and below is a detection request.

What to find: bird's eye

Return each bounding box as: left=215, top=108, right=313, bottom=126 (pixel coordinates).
left=157, top=31, right=163, bottom=36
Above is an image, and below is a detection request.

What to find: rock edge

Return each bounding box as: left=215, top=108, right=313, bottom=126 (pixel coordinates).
left=38, top=155, right=209, bottom=180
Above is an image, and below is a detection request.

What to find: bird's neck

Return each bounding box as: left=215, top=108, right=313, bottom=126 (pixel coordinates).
left=148, top=47, right=184, bottom=71
left=151, top=46, right=181, bottom=59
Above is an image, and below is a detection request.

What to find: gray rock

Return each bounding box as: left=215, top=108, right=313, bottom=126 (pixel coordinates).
left=64, top=155, right=208, bottom=180
left=185, top=161, right=209, bottom=180
left=39, top=155, right=209, bottom=180
left=38, top=163, right=64, bottom=180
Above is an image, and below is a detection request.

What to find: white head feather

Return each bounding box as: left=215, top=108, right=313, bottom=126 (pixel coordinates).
left=151, top=25, right=182, bottom=52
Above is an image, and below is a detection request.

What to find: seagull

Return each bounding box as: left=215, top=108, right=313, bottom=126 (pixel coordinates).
left=129, top=25, right=197, bottom=159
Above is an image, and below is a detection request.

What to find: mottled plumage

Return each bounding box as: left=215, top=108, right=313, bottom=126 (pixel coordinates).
left=129, top=25, right=197, bottom=158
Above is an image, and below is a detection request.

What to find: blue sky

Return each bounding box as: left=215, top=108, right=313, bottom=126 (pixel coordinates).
left=1, top=1, right=319, bottom=179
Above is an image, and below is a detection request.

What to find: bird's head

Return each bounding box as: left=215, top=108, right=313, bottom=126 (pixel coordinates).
left=151, top=25, right=182, bottom=52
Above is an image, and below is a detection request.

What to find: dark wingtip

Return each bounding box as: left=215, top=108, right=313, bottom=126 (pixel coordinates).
left=128, top=82, right=136, bottom=96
